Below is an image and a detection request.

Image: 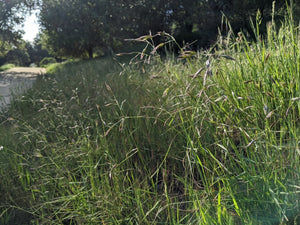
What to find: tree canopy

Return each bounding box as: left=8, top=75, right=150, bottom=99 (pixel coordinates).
left=39, top=0, right=112, bottom=58
left=0, top=0, right=37, bottom=43
left=1, top=0, right=299, bottom=60
left=0, top=0, right=40, bottom=66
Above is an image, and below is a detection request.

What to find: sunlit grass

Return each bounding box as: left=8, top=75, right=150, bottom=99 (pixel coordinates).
left=0, top=64, right=16, bottom=72
left=0, top=12, right=299, bottom=225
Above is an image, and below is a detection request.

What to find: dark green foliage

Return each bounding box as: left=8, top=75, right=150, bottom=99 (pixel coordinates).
left=0, top=0, right=45, bottom=65
left=38, top=0, right=298, bottom=59
left=4, top=48, right=30, bottom=66
left=0, top=0, right=38, bottom=45
left=1, top=0, right=299, bottom=62
left=0, top=0, right=24, bottom=44
left=27, top=36, right=54, bottom=66
left=39, top=0, right=112, bottom=59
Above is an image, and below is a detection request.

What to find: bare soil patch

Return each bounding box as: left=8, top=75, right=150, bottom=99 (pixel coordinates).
left=0, top=67, right=46, bottom=77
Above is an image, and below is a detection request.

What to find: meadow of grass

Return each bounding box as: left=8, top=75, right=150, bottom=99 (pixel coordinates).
left=0, top=12, right=299, bottom=225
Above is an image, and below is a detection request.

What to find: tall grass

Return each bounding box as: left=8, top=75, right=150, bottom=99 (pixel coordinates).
left=0, top=10, right=299, bottom=225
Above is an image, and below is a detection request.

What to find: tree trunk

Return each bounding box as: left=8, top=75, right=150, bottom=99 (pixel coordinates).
left=87, top=47, right=93, bottom=59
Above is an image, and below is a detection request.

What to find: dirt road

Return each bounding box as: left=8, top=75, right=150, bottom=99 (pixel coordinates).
left=0, top=67, right=46, bottom=109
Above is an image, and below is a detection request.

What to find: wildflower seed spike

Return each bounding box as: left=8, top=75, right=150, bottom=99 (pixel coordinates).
left=206, top=59, right=210, bottom=68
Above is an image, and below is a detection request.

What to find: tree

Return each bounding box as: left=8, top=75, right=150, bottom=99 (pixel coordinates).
left=39, top=0, right=112, bottom=59
left=4, top=48, right=31, bottom=66
left=27, top=35, right=53, bottom=66
left=39, top=0, right=206, bottom=58
left=0, top=0, right=24, bottom=46
left=0, top=0, right=38, bottom=44
left=38, top=0, right=299, bottom=59
left=215, top=0, right=287, bottom=38
left=0, top=0, right=39, bottom=66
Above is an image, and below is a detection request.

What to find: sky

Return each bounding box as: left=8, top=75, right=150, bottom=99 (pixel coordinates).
left=22, top=11, right=40, bottom=42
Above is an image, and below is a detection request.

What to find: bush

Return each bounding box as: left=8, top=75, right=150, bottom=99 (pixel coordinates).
left=39, top=57, right=57, bottom=67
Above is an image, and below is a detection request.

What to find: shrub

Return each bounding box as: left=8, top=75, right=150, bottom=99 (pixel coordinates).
left=0, top=63, right=15, bottom=72
left=39, top=57, right=57, bottom=67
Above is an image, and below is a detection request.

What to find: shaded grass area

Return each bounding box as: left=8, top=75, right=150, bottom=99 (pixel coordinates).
left=0, top=16, right=299, bottom=225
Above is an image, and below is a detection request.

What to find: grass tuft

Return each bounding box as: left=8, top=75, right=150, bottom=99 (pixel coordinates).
left=0, top=64, right=16, bottom=72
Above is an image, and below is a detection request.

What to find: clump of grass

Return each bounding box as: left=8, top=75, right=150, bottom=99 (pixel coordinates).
left=0, top=6, right=299, bottom=225
left=0, top=64, right=15, bottom=72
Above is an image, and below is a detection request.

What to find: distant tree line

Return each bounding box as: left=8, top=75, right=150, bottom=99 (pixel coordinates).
left=1, top=0, right=300, bottom=62
left=0, top=0, right=52, bottom=66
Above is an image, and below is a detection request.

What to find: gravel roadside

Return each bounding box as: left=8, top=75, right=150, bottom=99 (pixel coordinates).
left=0, top=67, right=46, bottom=109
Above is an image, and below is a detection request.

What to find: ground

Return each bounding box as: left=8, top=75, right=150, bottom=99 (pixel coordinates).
left=0, top=67, right=46, bottom=109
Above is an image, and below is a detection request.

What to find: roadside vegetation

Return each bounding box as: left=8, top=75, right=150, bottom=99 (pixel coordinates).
left=0, top=10, right=299, bottom=225
left=0, top=64, right=15, bottom=72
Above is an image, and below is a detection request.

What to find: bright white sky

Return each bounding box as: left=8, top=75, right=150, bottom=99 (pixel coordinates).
left=22, top=11, right=40, bottom=42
